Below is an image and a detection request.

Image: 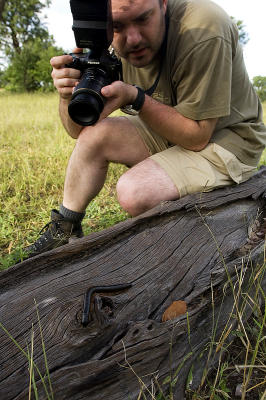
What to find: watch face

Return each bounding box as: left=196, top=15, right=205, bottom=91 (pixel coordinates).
left=120, top=105, right=139, bottom=116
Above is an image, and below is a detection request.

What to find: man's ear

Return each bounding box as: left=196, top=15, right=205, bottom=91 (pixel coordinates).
left=162, top=0, right=168, bottom=14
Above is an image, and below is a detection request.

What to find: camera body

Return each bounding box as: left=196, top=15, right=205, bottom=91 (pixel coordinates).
left=67, top=0, right=122, bottom=126
left=67, top=49, right=121, bottom=126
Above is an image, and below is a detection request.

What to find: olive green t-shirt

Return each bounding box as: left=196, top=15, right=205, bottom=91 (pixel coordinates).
left=121, top=0, right=266, bottom=166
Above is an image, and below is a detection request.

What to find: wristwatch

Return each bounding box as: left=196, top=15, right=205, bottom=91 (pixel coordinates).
left=120, top=85, right=146, bottom=116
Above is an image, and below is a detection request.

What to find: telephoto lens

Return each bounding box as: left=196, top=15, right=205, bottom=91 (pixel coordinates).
left=68, top=67, right=109, bottom=126
left=67, top=50, right=121, bottom=126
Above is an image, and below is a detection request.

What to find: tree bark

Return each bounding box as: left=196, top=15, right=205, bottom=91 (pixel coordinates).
left=0, top=167, right=265, bottom=400
left=0, top=0, right=6, bottom=20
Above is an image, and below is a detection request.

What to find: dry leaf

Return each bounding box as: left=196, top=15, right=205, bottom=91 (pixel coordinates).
left=162, top=300, right=187, bottom=322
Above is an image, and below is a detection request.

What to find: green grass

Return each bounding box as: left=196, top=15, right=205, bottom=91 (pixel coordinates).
left=134, top=262, right=266, bottom=400
left=0, top=94, right=265, bottom=268
left=0, top=300, right=54, bottom=400
left=0, top=91, right=128, bottom=268
left=0, top=93, right=265, bottom=267
left=0, top=92, right=265, bottom=398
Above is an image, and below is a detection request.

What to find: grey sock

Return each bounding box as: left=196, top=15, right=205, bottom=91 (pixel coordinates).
left=59, top=204, right=85, bottom=223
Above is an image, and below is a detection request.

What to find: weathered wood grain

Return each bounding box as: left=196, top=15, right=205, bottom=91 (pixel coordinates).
left=0, top=167, right=265, bottom=399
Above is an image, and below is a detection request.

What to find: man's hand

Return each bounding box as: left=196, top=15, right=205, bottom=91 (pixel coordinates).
left=100, top=81, right=138, bottom=120
left=50, top=48, right=82, bottom=100
left=50, top=48, right=85, bottom=138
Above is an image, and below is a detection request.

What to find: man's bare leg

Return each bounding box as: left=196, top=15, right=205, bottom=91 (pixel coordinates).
left=25, top=116, right=179, bottom=257
left=116, top=158, right=179, bottom=216
left=63, top=116, right=179, bottom=216
left=62, top=116, right=151, bottom=213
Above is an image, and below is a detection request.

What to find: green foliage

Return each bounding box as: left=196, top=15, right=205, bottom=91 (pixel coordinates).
left=0, top=0, right=7, bottom=20
left=231, top=17, right=249, bottom=46
left=0, top=68, right=4, bottom=86
left=34, top=44, right=64, bottom=92
left=0, top=0, right=63, bottom=92
left=3, top=38, right=63, bottom=92
left=0, top=0, right=51, bottom=56
left=252, top=76, right=266, bottom=102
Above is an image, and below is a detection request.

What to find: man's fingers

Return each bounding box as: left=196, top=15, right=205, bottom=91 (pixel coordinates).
left=52, top=67, right=81, bottom=80
left=101, top=85, right=112, bottom=97
left=49, top=52, right=83, bottom=99
left=56, top=78, right=80, bottom=89
left=50, top=48, right=83, bottom=69
left=59, top=86, right=74, bottom=97
left=72, top=47, right=83, bottom=53
left=101, top=81, right=123, bottom=97
left=50, top=54, right=73, bottom=68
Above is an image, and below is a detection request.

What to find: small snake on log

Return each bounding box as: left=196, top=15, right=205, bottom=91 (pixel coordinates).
left=82, top=284, right=132, bottom=327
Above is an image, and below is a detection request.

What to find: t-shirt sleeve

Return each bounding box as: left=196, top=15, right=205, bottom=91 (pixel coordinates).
left=174, top=37, right=232, bottom=121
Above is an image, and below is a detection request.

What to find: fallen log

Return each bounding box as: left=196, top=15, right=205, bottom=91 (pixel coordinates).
left=0, top=167, right=265, bottom=400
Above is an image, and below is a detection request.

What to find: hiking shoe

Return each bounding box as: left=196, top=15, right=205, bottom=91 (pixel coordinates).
left=24, top=209, right=83, bottom=258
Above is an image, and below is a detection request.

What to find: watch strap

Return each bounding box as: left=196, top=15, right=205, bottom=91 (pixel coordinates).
left=131, top=86, right=145, bottom=111
left=120, top=85, right=145, bottom=115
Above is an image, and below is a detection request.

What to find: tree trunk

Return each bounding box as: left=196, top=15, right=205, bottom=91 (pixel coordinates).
left=0, top=0, right=6, bottom=20
left=10, top=26, right=21, bottom=54
left=0, top=167, right=265, bottom=400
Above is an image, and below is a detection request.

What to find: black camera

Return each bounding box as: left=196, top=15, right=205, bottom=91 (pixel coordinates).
left=67, top=0, right=122, bottom=126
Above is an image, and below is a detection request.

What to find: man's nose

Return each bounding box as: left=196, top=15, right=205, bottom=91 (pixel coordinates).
left=125, top=25, right=142, bottom=47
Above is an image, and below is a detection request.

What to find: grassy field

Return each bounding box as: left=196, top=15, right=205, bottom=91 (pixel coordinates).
left=0, top=92, right=265, bottom=398
left=0, top=93, right=266, bottom=265
left=0, top=92, right=129, bottom=267
left=1, top=93, right=265, bottom=267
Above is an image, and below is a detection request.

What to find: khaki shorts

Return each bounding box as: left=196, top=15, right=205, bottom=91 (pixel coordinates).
left=126, top=115, right=256, bottom=198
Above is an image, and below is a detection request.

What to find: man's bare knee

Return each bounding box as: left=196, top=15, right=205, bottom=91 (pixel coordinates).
left=117, top=159, right=180, bottom=216
left=116, top=173, right=146, bottom=216
left=77, top=120, right=109, bottom=147
left=74, top=119, right=117, bottom=164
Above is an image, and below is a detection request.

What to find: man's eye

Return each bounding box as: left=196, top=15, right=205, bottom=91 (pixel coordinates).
left=139, top=16, right=149, bottom=23
left=137, top=13, right=151, bottom=24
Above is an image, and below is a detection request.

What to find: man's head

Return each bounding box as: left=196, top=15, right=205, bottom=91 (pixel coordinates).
left=111, top=0, right=168, bottom=68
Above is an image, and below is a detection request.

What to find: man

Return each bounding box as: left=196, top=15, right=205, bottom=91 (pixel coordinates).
left=26, top=0, right=266, bottom=257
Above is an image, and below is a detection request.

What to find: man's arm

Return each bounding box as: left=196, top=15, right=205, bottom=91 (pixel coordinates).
left=50, top=52, right=83, bottom=139
left=101, top=82, right=218, bottom=151
left=139, top=94, right=218, bottom=151
left=59, top=97, right=83, bottom=139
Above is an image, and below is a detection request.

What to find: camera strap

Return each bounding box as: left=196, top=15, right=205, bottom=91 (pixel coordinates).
left=144, top=14, right=169, bottom=97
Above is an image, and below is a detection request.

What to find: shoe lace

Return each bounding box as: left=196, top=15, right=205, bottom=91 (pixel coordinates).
left=38, top=220, right=54, bottom=235
left=31, top=220, right=65, bottom=251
